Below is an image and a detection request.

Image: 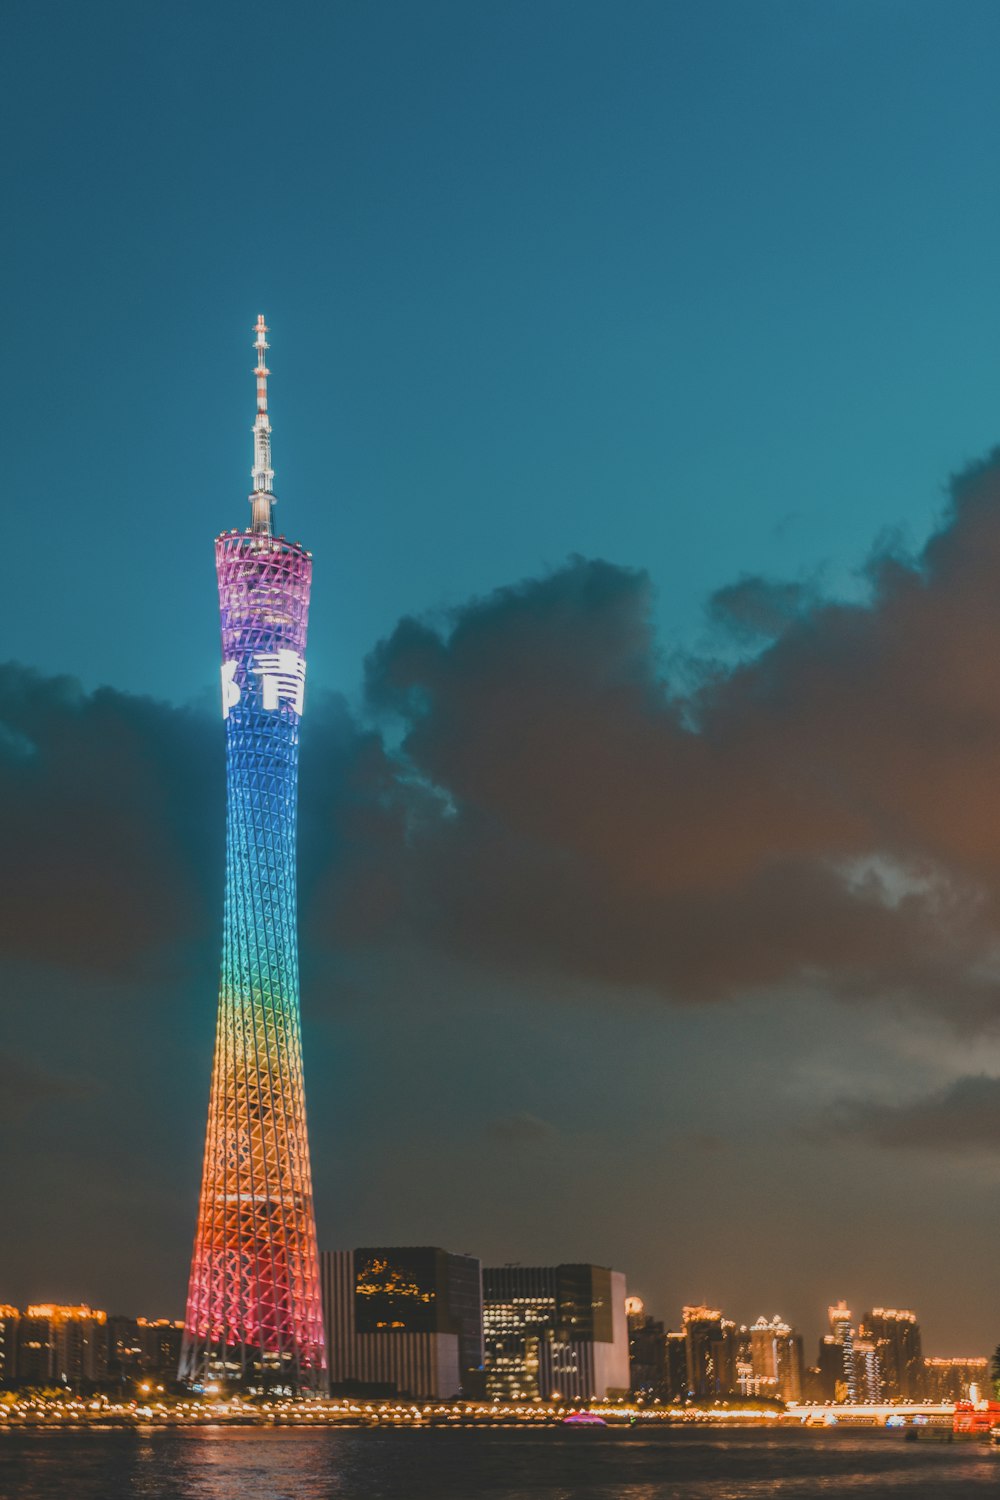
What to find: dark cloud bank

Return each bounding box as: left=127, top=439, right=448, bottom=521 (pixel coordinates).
left=826, top=1075, right=1000, bottom=1153
left=8, top=453, right=1000, bottom=1136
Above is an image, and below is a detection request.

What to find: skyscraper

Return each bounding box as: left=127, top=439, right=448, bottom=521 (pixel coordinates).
left=827, top=1300, right=858, bottom=1403
left=180, top=317, right=325, bottom=1392
left=747, top=1315, right=804, bottom=1402
left=482, top=1264, right=630, bottom=1401
left=17, top=1305, right=107, bottom=1386
left=682, top=1306, right=738, bottom=1399
left=859, top=1308, right=923, bottom=1401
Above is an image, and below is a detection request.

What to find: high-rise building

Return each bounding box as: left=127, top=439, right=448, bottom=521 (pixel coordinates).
left=0, top=1307, right=19, bottom=1383
left=683, top=1306, right=737, bottom=1399
left=320, top=1248, right=483, bottom=1399
left=852, top=1338, right=882, bottom=1403
left=664, top=1330, right=689, bottom=1400
left=859, top=1309, right=923, bottom=1401
left=626, top=1296, right=666, bottom=1395
left=827, top=1301, right=858, bottom=1402
left=814, top=1336, right=845, bottom=1401
left=747, top=1316, right=804, bottom=1402
left=106, top=1316, right=143, bottom=1380
left=18, top=1306, right=107, bottom=1386
left=180, top=317, right=325, bottom=1392
left=482, top=1265, right=629, bottom=1401
left=139, top=1319, right=185, bottom=1379
left=923, top=1357, right=989, bottom=1403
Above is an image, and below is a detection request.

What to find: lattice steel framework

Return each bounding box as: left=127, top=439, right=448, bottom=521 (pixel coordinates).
left=180, top=317, right=326, bottom=1391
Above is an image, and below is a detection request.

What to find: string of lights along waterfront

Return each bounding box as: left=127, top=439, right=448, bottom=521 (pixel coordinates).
left=179, top=317, right=326, bottom=1392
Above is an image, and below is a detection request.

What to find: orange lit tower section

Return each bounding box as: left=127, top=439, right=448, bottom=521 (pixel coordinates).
left=180, top=317, right=325, bottom=1391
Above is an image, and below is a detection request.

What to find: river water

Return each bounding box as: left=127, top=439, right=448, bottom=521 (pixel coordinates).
left=2, top=1425, right=998, bottom=1499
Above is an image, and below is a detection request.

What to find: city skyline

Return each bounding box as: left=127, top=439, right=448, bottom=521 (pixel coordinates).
left=0, top=1285, right=990, bottom=1405
left=8, top=1, right=1000, bottom=1359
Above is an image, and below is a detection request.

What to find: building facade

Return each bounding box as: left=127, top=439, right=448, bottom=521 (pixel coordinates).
left=17, top=1305, right=107, bottom=1386
left=626, top=1296, right=666, bottom=1395
left=664, top=1330, right=689, bottom=1400
left=683, top=1306, right=738, bottom=1399
left=859, top=1309, right=923, bottom=1401
left=825, top=1301, right=859, bottom=1402
left=747, top=1315, right=804, bottom=1402
left=321, top=1247, right=483, bottom=1399
left=180, top=317, right=325, bottom=1391
left=0, top=1307, right=18, bottom=1383
left=923, top=1357, right=989, bottom=1403
left=482, top=1264, right=629, bottom=1401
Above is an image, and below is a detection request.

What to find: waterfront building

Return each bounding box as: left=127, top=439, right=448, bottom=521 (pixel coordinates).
left=813, top=1335, right=845, bottom=1401
left=826, top=1301, right=858, bottom=1402
left=859, top=1308, right=923, bottom=1401
left=664, top=1330, right=689, bottom=1400
left=747, top=1315, right=804, bottom=1402
left=180, top=318, right=325, bottom=1391
left=482, top=1264, right=629, bottom=1401
left=852, top=1337, right=882, bottom=1403
left=138, top=1319, right=185, bottom=1378
left=923, top=1356, right=989, bottom=1402
left=735, top=1325, right=755, bottom=1398
left=683, top=1306, right=737, bottom=1399
left=18, top=1305, right=107, bottom=1385
left=320, top=1248, right=483, bottom=1399
left=626, top=1296, right=666, bottom=1395
left=0, top=1306, right=18, bottom=1383
left=106, top=1316, right=143, bottom=1380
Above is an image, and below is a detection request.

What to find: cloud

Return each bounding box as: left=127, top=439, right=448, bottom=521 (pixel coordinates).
left=708, top=575, right=817, bottom=640
left=0, top=664, right=219, bottom=978
left=327, top=455, right=1000, bottom=1014
left=11, top=450, right=1000, bottom=1020
left=823, top=1075, right=1000, bottom=1153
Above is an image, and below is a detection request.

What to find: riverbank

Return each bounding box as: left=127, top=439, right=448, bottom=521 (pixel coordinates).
left=0, top=1395, right=962, bottom=1431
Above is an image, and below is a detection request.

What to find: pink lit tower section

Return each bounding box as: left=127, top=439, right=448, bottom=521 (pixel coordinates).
left=180, top=317, right=326, bottom=1391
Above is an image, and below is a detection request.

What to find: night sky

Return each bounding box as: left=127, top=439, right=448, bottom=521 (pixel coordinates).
left=5, top=0, right=1000, bottom=1359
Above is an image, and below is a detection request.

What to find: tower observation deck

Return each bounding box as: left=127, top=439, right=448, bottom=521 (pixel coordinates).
left=180, top=317, right=326, bottom=1392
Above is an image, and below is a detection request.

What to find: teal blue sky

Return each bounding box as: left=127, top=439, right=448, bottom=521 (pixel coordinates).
left=6, top=0, right=1000, bottom=703
left=12, top=2, right=1000, bottom=1354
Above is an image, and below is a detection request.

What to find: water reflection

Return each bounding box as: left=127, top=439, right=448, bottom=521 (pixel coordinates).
left=3, top=1427, right=1000, bottom=1500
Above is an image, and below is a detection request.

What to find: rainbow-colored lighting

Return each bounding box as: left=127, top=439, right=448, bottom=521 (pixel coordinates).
left=180, top=318, right=325, bottom=1391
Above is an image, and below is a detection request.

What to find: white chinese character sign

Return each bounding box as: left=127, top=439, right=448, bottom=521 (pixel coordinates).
left=221, top=650, right=307, bottom=718
left=253, top=648, right=307, bottom=715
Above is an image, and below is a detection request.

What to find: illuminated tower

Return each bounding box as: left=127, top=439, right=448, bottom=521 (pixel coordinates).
left=180, top=316, right=326, bottom=1391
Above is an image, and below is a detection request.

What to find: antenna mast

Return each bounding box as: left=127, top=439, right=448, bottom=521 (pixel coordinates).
left=250, top=314, right=275, bottom=535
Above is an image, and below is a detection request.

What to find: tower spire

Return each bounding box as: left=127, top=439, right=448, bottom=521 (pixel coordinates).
left=250, top=313, right=274, bottom=535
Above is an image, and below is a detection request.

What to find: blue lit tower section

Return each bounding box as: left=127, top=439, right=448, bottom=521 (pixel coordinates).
left=180, top=316, right=326, bottom=1391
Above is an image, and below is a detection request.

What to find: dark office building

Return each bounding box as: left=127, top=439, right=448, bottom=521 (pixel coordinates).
left=137, top=1319, right=185, bottom=1379
left=859, top=1309, right=923, bottom=1401
left=0, top=1308, right=18, bottom=1384
left=664, top=1330, right=689, bottom=1400
left=815, top=1335, right=848, bottom=1401
left=321, top=1247, right=483, bottom=1399
left=106, top=1317, right=143, bottom=1381
left=683, top=1306, right=738, bottom=1399
left=626, top=1296, right=666, bottom=1395
left=482, top=1264, right=629, bottom=1401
